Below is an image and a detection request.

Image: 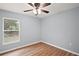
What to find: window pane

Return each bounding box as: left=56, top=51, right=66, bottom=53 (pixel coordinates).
left=4, top=19, right=19, bottom=30
left=4, top=31, right=19, bottom=44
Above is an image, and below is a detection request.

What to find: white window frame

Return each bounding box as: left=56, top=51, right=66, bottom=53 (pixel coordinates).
left=2, top=17, right=20, bottom=45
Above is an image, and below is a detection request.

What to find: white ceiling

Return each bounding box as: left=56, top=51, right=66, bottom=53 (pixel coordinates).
left=0, top=3, right=79, bottom=18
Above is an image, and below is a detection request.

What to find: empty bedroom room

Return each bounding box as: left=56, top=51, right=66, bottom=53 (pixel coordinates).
left=0, top=3, right=79, bottom=56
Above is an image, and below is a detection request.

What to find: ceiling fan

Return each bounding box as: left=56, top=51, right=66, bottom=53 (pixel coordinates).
left=24, top=3, right=51, bottom=16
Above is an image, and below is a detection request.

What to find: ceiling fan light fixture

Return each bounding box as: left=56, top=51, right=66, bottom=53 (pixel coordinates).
left=33, top=8, right=41, bottom=15
left=33, top=9, right=37, bottom=15
left=38, top=9, right=41, bottom=14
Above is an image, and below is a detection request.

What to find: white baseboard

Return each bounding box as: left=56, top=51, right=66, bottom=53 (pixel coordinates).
left=0, top=41, right=41, bottom=54
left=41, top=41, right=79, bottom=56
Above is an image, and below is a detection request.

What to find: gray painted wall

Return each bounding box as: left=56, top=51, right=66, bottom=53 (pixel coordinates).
left=0, top=9, right=40, bottom=52
left=41, top=7, right=79, bottom=53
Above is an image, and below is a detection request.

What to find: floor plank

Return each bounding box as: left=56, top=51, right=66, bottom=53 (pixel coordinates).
left=0, top=42, right=77, bottom=56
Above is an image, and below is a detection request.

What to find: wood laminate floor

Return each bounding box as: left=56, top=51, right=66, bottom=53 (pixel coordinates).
left=0, top=42, right=77, bottom=56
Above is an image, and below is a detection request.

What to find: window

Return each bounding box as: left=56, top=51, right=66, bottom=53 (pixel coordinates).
left=3, top=17, right=20, bottom=45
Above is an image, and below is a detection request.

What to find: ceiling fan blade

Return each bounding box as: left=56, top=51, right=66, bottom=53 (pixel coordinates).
left=41, top=9, right=49, bottom=13
left=42, top=3, right=51, bottom=7
left=28, top=3, right=34, bottom=7
left=24, top=9, right=33, bottom=12
left=34, top=3, right=40, bottom=8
